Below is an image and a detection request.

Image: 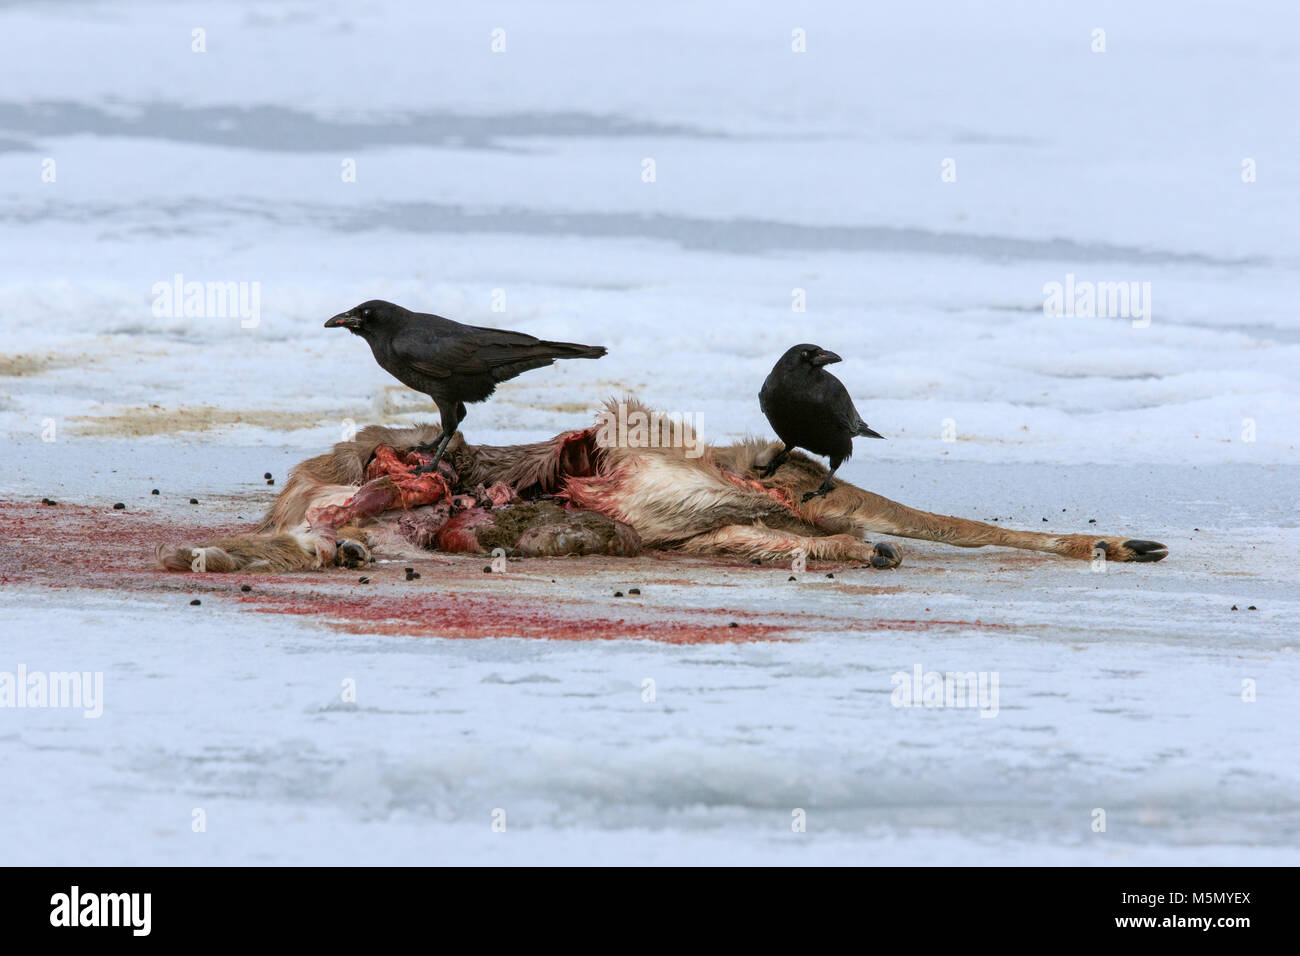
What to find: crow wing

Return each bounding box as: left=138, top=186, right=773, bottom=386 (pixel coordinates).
left=818, top=375, right=858, bottom=429
left=820, top=375, right=882, bottom=438
left=390, top=324, right=558, bottom=382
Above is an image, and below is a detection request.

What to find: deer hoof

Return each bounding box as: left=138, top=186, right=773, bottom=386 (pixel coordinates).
left=1120, top=539, right=1168, bottom=562
left=336, top=539, right=370, bottom=569
left=869, top=542, right=902, bottom=569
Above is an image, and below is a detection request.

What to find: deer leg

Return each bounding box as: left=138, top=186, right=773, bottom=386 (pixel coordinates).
left=793, top=482, right=1167, bottom=563
left=679, top=524, right=901, bottom=568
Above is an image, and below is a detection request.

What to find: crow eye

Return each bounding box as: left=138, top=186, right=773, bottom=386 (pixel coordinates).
left=362, top=309, right=371, bottom=318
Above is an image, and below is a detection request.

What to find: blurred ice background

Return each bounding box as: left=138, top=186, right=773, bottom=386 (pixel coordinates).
left=0, top=0, right=1296, bottom=864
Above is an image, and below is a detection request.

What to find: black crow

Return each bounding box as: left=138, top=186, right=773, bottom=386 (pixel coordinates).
left=758, top=344, right=884, bottom=501
left=325, top=299, right=606, bottom=471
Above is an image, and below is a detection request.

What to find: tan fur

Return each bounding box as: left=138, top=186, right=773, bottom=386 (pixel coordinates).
left=679, top=525, right=898, bottom=566
left=155, top=534, right=333, bottom=573
left=157, top=397, right=1166, bottom=572
left=735, top=439, right=1157, bottom=562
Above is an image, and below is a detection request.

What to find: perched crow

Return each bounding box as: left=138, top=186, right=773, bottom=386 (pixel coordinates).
left=758, top=344, right=884, bottom=501
left=325, top=299, right=607, bottom=471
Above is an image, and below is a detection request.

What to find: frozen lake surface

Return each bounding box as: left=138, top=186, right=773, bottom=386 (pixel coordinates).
left=0, top=0, right=1296, bottom=864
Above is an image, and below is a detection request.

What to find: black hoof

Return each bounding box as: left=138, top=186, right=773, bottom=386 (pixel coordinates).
left=869, top=542, right=901, bottom=569
left=336, top=539, right=369, bottom=569
left=1122, top=539, right=1168, bottom=562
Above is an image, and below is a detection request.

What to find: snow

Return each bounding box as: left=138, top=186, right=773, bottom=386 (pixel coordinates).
left=0, top=0, right=1297, bottom=865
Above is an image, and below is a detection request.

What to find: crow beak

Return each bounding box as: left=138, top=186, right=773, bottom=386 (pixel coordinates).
left=810, top=350, right=842, bottom=367
left=324, top=312, right=359, bottom=329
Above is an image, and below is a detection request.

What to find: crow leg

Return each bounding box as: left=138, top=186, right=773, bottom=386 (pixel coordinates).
left=801, top=457, right=842, bottom=503
left=416, top=431, right=453, bottom=475
left=757, top=445, right=791, bottom=478
left=415, top=401, right=464, bottom=474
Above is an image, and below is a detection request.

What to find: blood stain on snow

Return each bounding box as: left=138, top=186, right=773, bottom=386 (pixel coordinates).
left=238, top=591, right=785, bottom=644
left=0, top=498, right=1006, bottom=642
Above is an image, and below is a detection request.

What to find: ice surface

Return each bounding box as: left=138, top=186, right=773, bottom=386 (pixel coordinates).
left=0, top=0, right=1296, bottom=865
